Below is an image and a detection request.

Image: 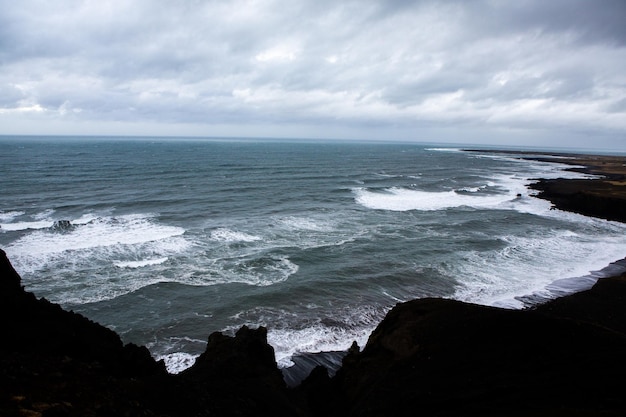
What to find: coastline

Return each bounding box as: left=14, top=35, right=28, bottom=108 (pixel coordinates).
left=3, top=151, right=626, bottom=415
left=475, top=150, right=626, bottom=306
left=466, top=149, right=626, bottom=222
left=283, top=150, right=626, bottom=382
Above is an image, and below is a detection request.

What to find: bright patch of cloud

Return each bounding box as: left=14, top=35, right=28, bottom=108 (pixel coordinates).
left=255, top=44, right=300, bottom=62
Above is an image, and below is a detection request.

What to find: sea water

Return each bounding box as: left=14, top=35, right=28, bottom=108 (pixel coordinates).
left=2, top=137, right=625, bottom=373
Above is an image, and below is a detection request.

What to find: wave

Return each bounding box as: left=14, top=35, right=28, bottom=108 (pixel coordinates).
left=114, top=257, right=169, bottom=269
left=225, top=304, right=384, bottom=368
left=450, top=222, right=626, bottom=308
left=425, top=148, right=462, bottom=152
left=5, top=209, right=310, bottom=304
left=0, top=209, right=65, bottom=231
left=32, top=208, right=56, bottom=220
left=153, top=312, right=375, bottom=374
left=353, top=187, right=514, bottom=211
left=0, top=210, right=25, bottom=222
left=4, top=212, right=191, bottom=304
left=279, top=216, right=335, bottom=232
left=225, top=255, right=299, bottom=287
left=210, top=228, right=262, bottom=243
left=7, top=213, right=185, bottom=257
left=1, top=219, right=55, bottom=232
left=353, top=151, right=601, bottom=214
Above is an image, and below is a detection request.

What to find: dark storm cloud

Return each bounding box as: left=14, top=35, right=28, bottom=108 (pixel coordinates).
left=0, top=0, right=624, bottom=146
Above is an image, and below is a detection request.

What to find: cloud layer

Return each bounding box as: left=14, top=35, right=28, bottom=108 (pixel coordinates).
left=1, top=0, right=625, bottom=147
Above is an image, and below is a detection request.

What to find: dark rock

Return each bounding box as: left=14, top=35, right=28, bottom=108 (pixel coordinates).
left=320, top=286, right=626, bottom=416
left=185, top=325, right=282, bottom=381
left=283, top=350, right=347, bottom=387
left=51, top=220, right=73, bottom=232
left=179, top=326, right=305, bottom=417
left=0, top=248, right=22, bottom=293
left=0, top=250, right=302, bottom=416
left=4, top=245, right=626, bottom=416
left=530, top=178, right=626, bottom=223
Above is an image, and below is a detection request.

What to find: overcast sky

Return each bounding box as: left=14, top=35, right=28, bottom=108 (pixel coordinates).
left=1, top=0, right=625, bottom=149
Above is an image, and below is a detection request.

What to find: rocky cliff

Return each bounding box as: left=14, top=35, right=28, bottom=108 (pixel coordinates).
left=308, top=279, right=626, bottom=416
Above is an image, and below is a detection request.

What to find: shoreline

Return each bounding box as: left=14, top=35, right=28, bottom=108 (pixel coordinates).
left=466, top=148, right=626, bottom=222
left=282, top=150, right=626, bottom=384
left=3, top=150, right=626, bottom=415
left=478, top=150, right=626, bottom=306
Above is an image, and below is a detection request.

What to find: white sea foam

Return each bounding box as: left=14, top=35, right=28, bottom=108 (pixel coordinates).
left=210, top=228, right=262, bottom=243
left=169, top=254, right=300, bottom=289
left=0, top=219, right=55, bottom=231
left=354, top=150, right=601, bottom=215
left=227, top=304, right=383, bottom=368
left=158, top=352, right=199, bottom=374
left=451, top=223, right=626, bottom=308
left=8, top=213, right=185, bottom=258
left=425, top=148, right=462, bottom=152
left=1, top=209, right=62, bottom=231
left=354, top=187, right=514, bottom=211
left=279, top=216, right=334, bottom=232
left=114, top=257, right=169, bottom=269
left=269, top=325, right=371, bottom=368
left=32, top=208, right=56, bottom=220
left=0, top=210, right=25, bottom=222
left=458, top=185, right=487, bottom=193
left=1, top=212, right=105, bottom=232
left=4, top=212, right=191, bottom=304
left=158, top=324, right=364, bottom=373
left=230, top=256, right=299, bottom=286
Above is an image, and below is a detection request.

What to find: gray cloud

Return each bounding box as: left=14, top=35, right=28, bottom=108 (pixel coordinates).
left=0, top=0, right=625, bottom=148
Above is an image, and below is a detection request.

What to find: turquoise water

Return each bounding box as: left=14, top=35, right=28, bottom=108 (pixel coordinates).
left=2, top=137, right=625, bottom=371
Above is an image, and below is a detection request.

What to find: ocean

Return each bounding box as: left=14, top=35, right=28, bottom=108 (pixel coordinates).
left=2, top=137, right=626, bottom=373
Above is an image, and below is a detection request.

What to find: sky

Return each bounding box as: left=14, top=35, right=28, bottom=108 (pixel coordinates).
left=1, top=0, right=625, bottom=149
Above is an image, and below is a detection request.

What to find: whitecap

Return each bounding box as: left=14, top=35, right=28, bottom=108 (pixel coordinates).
left=425, top=148, right=462, bottom=152
left=5, top=212, right=191, bottom=303
left=354, top=187, right=512, bottom=212
left=0, top=219, right=54, bottom=231
left=279, top=216, right=334, bottom=232
left=457, top=185, right=488, bottom=193
left=8, top=213, right=185, bottom=257
left=0, top=210, right=25, bottom=222
left=114, top=257, right=169, bottom=269
left=32, top=208, right=56, bottom=220
left=210, top=228, right=262, bottom=243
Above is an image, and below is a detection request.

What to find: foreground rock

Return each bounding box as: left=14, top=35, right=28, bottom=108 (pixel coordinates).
left=3, top=245, right=626, bottom=416
left=0, top=249, right=304, bottom=417
left=310, top=277, right=626, bottom=416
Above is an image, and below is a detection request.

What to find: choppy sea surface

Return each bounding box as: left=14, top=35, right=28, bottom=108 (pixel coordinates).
left=2, top=137, right=626, bottom=373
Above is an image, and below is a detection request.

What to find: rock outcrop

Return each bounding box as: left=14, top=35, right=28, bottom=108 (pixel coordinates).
left=311, top=279, right=626, bottom=416
left=530, top=177, right=626, bottom=223
left=0, top=249, right=304, bottom=417
left=3, top=245, right=626, bottom=416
